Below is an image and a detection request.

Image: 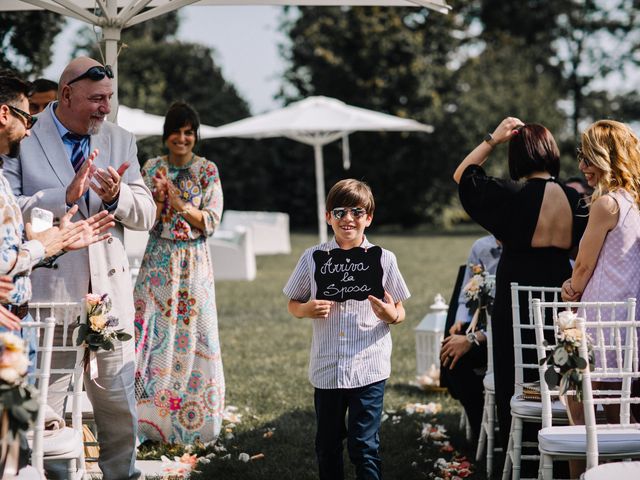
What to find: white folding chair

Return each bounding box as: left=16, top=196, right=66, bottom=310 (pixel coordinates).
left=476, top=302, right=499, bottom=477
left=583, top=461, right=640, bottom=479
left=21, top=316, right=56, bottom=478
left=459, top=411, right=473, bottom=442
left=30, top=302, right=86, bottom=480
left=502, top=284, right=569, bottom=480
left=533, top=298, right=640, bottom=479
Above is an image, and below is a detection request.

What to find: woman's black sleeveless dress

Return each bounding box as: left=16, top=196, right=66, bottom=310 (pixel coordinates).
left=459, top=165, right=587, bottom=452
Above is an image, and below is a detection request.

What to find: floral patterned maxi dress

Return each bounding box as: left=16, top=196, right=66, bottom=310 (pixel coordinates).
left=134, top=155, right=224, bottom=443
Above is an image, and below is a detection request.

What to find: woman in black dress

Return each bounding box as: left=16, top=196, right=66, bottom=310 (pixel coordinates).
left=453, top=117, right=588, bottom=453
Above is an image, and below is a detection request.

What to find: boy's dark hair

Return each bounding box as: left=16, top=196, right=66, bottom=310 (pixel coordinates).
left=0, top=74, right=33, bottom=105
left=162, top=102, right=200, bottom=144
left=326, top=179, right=375, bottom=214
left=508, top=123, right=560, bottom=180
left=32, top=78, right=58, bottom=93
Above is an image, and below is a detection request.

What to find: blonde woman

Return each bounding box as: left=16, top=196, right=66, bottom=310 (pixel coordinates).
left=561, top=120, right=640, bottom=477
left=562, top=119, right=640, bottom=323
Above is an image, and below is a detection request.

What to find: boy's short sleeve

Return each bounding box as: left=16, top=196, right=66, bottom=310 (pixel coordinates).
left=383, top=251, right=410, bottom=303
left=283, top=250, right=312, bottom=302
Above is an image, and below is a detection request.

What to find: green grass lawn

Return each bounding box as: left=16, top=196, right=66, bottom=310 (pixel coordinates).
left=141, top=231, right=491, bottom=479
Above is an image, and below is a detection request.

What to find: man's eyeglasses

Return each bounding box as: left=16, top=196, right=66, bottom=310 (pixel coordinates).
left=576, top=147, right=592, bottom=167
left=331, top=207, right=367, bottom=220
left=7, top=105, right=36, bottom=130
left=67, top=65, right=114, bottom=86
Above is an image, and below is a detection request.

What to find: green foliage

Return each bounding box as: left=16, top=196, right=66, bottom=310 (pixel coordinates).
left=0, top=11, right=65, bottom=76
left=478, top=0, right=640, bottom=141
left=277, top=6, right=471, bottom=226
left=278, top=4, right=568, bottom=227
left=540, top=334, right=595, bottom=401
left=0, top=382, right=38, bottom=433
left=75, top=13, right=276, bottom=213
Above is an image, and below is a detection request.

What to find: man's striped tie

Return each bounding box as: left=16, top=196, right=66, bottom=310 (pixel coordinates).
left=65, top=132, right=88, bottom=172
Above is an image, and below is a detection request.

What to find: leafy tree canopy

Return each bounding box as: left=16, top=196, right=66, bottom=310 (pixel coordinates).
left=0, top=11, right=65, bottom=76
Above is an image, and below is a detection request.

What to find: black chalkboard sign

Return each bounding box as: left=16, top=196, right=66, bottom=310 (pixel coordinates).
left=313, top=246, right=384, bottom=302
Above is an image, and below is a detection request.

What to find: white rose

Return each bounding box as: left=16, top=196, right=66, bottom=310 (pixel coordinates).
left=0, top=367, right=21, bottom=384
left=557, top=310, right=578, bottom=331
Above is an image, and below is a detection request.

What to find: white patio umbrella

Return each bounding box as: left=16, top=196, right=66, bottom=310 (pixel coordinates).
left=3, top=1, right=452, bottom=116
left=117, top=105, right=218, bottom=139
left=201, top=96, right=432, bottom=243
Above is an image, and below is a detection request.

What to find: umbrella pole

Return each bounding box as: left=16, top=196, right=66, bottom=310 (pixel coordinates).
left=314, top=144, right=328, bottom=244
left=103, top=26, right=121, bottom=123
left=103, top=0, right=120, bottom=122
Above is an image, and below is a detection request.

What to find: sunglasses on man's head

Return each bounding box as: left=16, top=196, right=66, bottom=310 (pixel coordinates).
left=576, top=147, right=592, bottom=167
left=7, top=105, right=36, bottom=130
left=331, top=207, right=367, bottom=220
left=67, top=65, right=114, bottom=86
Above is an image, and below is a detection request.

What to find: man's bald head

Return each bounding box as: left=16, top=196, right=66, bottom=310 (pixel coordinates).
left=59, top=56, right=103, bottom=91
left=56, top=57, right=112, bottom=135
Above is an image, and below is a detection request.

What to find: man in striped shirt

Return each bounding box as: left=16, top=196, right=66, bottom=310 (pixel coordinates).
left=284, top=179, right=410, bottom=480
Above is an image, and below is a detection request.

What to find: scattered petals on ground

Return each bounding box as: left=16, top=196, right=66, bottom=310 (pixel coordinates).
left=160, top=453, right=199, bottom=478
left=431, top=455, right=474, bottom=479
left=420, top=422, right=448, bottom=442
left=222, top=405, right=242, bottom=424
left=404, top=402, right=443, bottom=415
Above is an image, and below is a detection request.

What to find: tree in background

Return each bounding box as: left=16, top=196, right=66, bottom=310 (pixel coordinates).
left=479, top=0, right=640, bottom=141
left=74, top=11, right=274, bottom=212
left=5, top=3, right=639, bottom=227
left=279, top=1, right=640, bottom=227
left=0, top=11, right=65, bottom=76
left=278, top=5, right=471, bottom=227
left=278, top=4, right=568, bottom=227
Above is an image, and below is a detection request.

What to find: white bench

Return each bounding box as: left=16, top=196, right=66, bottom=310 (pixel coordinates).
left=220, top=210, right=291, bottom=255
left=124, top=227, right=256, bottom=282
left=209, top=226, right=256, bottom=281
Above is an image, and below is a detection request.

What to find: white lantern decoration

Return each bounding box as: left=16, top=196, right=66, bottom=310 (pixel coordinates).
left=414, top=294, right=448, bottom=387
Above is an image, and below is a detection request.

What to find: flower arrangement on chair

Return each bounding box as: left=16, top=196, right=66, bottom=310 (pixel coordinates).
left=462, top=263, right=495, bottom=334
left=75, top=293, right=132, bottom=379
left=540, top=310, right=594, bottom=402
left=0, top=332, right=38, bottom=477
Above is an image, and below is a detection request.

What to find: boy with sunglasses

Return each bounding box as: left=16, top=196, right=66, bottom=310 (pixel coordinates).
left=284, top=179, right=410, bottom=480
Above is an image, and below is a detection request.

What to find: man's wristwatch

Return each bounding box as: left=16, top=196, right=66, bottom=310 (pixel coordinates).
left=483, top=133, right=496, bottom=147
left=466, top=331, right=480, bottom=346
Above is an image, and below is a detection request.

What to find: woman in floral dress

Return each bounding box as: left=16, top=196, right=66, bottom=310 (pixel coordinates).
left=134, top=102, right=224, bottom=444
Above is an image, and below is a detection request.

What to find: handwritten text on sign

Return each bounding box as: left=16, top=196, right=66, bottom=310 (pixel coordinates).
left=313, top=246, right=384, bottom=302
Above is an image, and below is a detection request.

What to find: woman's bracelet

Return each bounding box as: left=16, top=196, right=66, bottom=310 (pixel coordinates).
left=175, top=205, right=192, bottom=216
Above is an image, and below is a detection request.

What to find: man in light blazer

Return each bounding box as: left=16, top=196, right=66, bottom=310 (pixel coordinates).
left=4, top=57, right=156, bottom=479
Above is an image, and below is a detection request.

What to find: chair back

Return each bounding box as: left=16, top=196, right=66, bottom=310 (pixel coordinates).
left=29, top=303, right=85, bottom=441
left=510, top=283, right=562, bottom=396
left=20, top=317, right=56, bottom=474
left=533, top=298, right=640, bottom=470
left=485, top=274, right=495, bottom=375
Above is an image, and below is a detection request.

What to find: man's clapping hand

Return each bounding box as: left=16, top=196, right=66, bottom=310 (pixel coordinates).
left=66, top=148, right=97, bottom=206
left=26, top=205, right=114, bottom=257
left=91, top=162, right=130, bottom=204
left=60, top=208, right=115, bottom=251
